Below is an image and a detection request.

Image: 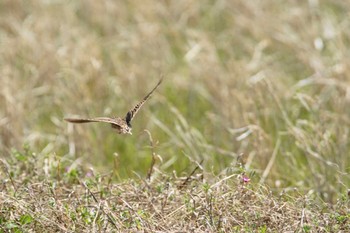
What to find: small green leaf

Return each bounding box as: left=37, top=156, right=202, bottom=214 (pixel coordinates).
left=303, top=225, right=311, bottom=232
left=5, top=222, right=19, bottom=229
left=20, top=214, right=33, bottom=225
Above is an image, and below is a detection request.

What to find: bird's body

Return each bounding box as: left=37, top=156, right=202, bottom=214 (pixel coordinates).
left=64, top=78, right=163, bottom=135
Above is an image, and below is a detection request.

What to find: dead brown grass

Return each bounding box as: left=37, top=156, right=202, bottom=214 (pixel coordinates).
left=1, top=149, right=349, bottom=232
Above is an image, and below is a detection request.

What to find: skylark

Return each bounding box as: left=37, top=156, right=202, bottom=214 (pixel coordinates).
left=64, top=78, right=163, bottom=135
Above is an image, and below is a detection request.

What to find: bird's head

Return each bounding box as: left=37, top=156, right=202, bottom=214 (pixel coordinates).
left=122, top=125, right=132, bottom=135
left=111, top=122, right=132, bottom=135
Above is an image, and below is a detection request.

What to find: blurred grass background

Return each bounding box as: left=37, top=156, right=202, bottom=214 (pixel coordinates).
left=0, top=0, right=349, bottom=202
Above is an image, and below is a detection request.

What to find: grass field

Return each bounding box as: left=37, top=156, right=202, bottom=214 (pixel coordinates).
left=0, top=0, right=349, bottom=231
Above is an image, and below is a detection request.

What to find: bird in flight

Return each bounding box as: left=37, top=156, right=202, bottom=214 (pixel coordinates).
left=64, top=78, right=163, bottom=135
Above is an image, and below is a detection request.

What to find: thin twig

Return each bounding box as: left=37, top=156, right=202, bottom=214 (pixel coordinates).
left=0, top=159, right=18, bottom=195
left=144, top=129, right=157, bottom=181
left=81, top=182, right=118, bottom=229
left=179, top=159, right=204, bottom=189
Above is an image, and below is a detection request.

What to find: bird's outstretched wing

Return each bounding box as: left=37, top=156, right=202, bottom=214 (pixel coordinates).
left=64, top=117, right=123, bottom=125
left=124, top=78, right=163, bottom=126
